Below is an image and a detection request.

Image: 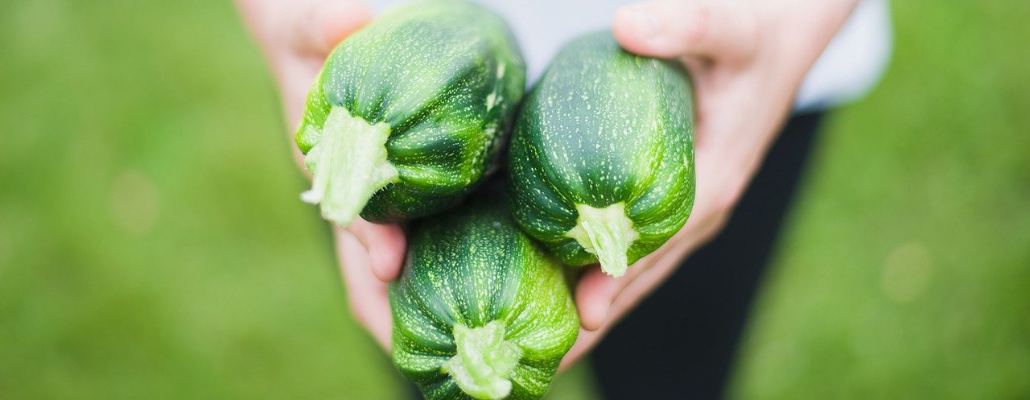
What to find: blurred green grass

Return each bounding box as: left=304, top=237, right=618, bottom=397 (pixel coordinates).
left=729, top=1, right=1030, bottom=398
left=0, top=0, right=1026, bottom=399
left=0, top=0, right=406, bottom=398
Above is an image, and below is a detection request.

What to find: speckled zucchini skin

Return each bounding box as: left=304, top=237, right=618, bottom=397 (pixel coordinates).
left=389, top=201, right=579, bottom=400
left=508, top=31, right=696, bottom=268
left=296, top=0, right=525, bottom=223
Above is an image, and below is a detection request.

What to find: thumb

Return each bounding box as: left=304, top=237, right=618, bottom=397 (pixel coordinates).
left=613, top=0, right=758, bottom=63
left=290, top=0, right=371, bottom=56
left=575, top=266, right=623, bottom=331
left=277, top=0, right=371, bottom=134
left=345, top=219, right=407, bottom=282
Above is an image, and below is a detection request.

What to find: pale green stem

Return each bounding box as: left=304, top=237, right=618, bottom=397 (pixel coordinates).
left=442, top=321, right=522, bottom=400
left=566, top=203, right=640, bottom=277
left=300, top=106, right=398, bottom=226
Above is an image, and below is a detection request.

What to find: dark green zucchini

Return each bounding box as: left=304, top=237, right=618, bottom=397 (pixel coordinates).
left=296, top=0, right=525, bottom=225
left=508, top=31, right=696, bottom=277
left=390, top=200, right=579, bottom=400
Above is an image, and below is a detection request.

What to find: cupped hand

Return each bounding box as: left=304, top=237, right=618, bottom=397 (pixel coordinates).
left=560, top=0, right=858, bottom=369
left=236, top=0, right=403, bottom=348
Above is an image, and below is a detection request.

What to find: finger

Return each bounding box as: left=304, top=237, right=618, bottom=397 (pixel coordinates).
left=346, top=220, right=407, bottom=282
left=600, top=248, right=692, bottom=336
left=574, top=266, right=621, bottom=331
left=563, top=231, right=705, bottom=369
left=613, top=0, right=758, bottom=63
left=290, top=0, right=371, bottom=56
left=559, top=327, right=602, bottom=371
left=281, top=60, right=323, bottom=130
left=278, top=1, right=370, bottom=133
left=335, top=228, right=393, bottom=349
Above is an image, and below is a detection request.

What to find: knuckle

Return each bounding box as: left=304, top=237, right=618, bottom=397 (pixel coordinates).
left=738, top=12, right=760, bottom=44
left=735, top=11, right=761, bottom=58
left=697, top=218, right=728, bottom=245
left=681, top=4, right=712, bottom=46
left=713, top=186, right=743, bottom=215
left=703, top=183, right=749, bottom=238
left=691, top=210, right=732, bottom=246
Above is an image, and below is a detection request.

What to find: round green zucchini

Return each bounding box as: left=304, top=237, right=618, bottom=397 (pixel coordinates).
left=390, top=200, right=579, bottom=400
left=296, top=0, right=525, bottom=225
left=508, top=31, right=696, bottom=277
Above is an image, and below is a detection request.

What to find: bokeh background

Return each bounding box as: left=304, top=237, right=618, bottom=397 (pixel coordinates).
left=1, top=0, right=1027, bottom=399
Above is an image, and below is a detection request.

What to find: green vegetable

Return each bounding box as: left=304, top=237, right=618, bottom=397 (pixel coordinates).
left=508, top=31, right=696, bottom=277
left=296, top=0, right=525, bottom=225
left=390, top=200, right=579, bottom=400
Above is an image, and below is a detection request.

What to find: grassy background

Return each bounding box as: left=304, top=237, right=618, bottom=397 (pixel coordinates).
left=0, top=0, right=1026, bottom=399
left=729, top=1, right=1030, bottom=398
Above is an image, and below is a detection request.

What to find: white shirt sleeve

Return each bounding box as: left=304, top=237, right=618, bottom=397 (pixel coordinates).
left=366, top=0, right=893, bottom=112
left=794, top=0, right=893, bottom=112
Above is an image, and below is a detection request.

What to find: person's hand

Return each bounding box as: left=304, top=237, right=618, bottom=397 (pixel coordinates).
left=560, top=0, right=860, bottom=368
left=235, top=0, right=403, bottom=348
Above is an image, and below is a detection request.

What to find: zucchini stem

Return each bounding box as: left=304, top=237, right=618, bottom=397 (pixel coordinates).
left=300, top=106, right=397, bottom=226
left=443, top=321, right=522, bottom=400
left=566, top=203, right=639, bottom=277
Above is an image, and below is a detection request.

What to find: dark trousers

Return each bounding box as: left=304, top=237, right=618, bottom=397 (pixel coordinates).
left=589, top=112, right=824, bottom=400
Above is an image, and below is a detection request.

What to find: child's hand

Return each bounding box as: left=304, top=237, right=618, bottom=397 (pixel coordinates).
left=236, top=0, right=401, bottom=349
left=561, top=0, right=860, bottom=369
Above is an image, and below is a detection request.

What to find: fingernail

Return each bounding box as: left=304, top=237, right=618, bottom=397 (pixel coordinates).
left=623, top=7, right=660, bottom=42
